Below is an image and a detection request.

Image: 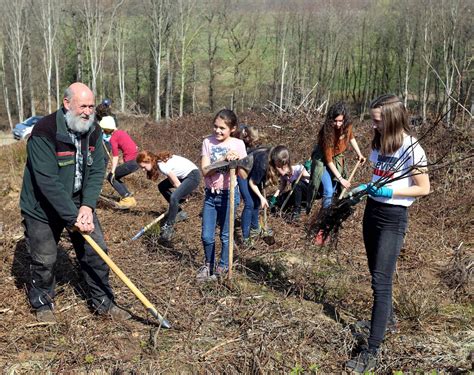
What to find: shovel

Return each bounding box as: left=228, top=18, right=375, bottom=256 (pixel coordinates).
left=261, top=189, right=275, bottom=245
left=81, top=232, right=171, bottom=328
left=131, top=212, right=166, bottom=241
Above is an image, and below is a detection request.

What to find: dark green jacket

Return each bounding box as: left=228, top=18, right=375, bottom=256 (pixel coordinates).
left=20, top=109, right=105, bottom=226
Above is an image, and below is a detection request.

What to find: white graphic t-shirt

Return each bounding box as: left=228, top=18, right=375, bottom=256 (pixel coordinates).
left=369, top=134, right=427, bottom=207
left=202, top=136, right=247, bottom=190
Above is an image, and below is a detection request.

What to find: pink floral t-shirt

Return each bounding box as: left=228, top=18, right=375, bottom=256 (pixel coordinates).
left=202, top=136, right=247, bottom=190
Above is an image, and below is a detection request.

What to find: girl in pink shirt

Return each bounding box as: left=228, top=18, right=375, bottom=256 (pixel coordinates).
left=198, top=109, right=247, bottom=281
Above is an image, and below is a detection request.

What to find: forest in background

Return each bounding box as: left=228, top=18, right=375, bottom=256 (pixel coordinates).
left=0, top=0, right=472, bottom=128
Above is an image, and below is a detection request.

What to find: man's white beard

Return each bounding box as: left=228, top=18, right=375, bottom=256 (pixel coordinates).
left=65, top=110, right=95, bottom=134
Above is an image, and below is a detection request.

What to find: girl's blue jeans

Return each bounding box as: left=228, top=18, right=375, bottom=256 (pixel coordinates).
left=201, top=188, right=240, bottom=268
left=363, top=198, right=408, bottom=350
left=321, top=167, right=337, bottom=208
left=238, top=177, right=260, bottom=239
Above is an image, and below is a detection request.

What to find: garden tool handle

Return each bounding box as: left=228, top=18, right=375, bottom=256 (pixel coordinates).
left=80, top=232, right=171, bottom=328
left=338, top=160, right=362, bottom=199
left=228, top=167, right=236, bottom=279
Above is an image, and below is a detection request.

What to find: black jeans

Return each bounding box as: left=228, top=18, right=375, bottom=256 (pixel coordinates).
left=363, top=198, right=408, bottom=350
left=23, top=213, right=114, bottom=312
left=292, top=180, right=309, bottom=212
left=158, top=169, right=200, bottom=225
left=107, top=159, right=139, bottom=197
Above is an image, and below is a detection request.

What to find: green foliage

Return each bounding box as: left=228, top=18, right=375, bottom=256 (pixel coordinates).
left=84, top=354, right=95, bottom=364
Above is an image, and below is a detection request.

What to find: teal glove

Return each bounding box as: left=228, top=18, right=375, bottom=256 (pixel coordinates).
left=368, top=184, right=393, bottom=198
left=269, top=195, right=277, bottom=207
left=354, top=183, right=393, bottom=198
left=303, top=160, right=312, bottom=172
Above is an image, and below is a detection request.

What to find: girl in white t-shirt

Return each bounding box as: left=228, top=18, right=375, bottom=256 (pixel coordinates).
left=136, top=150, right=200, bottom=243
left=199, top=109, right=247, bottom=281
left=346, top=94, right=430, bottom=373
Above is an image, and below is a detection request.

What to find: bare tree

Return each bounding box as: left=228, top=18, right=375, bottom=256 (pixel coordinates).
left=4, top=0, right=27, bottom=122
left=0, top=44, right=13, bottom=130
left=224, top=11, right=257, bottom=111
left=39, top=0, right=59, bottom=113
left=203, top=0, right=226, bottom=112
left=115, top=18, right=127, bottom=113
left=148, top=0, right=171, bottom=122
left=81, top=0, right=124, bottom=95
left=176, top=0, right=203, bottom=117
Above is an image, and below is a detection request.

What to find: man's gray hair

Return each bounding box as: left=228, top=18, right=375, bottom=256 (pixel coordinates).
left=64, top=87, right=73, bottom=101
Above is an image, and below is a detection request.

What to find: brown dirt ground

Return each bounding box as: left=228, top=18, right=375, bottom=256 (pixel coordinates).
left=0, top=111, right=472, bottom=373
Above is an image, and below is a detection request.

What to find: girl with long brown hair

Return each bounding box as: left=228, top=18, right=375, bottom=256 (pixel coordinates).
left=345, top=94, right=430, bottom=372
left=307, top=102, right=366, bottom=245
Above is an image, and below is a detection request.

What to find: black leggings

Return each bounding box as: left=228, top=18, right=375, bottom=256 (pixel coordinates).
left=158, top=169, right=201, bottom=225
left=363, top=198, right=408, bottom=350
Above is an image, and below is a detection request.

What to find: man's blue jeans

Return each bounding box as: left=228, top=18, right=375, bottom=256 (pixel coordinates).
left=201, top=188, right=240, bottom=269
left=363, top=198, right=408, bottom=350
left=238, top=177, right=260, bottom=239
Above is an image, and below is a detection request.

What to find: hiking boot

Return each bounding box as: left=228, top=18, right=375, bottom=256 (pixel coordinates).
left=313, top=229, right=330, bottom=246
left=175, top=210, right=189, bottom=223
left=214, top=265, right=229, bottom=278
left=160, top=223, right=174, bottom=242
left=35, top=305, right=56, bottom=323
left=196, top=264, right=217, bottom=282
left=242, top=237, right=254, bottom=249
left=108, top=304, right=132, bottom=321
left=249, top=227, right=261, bottom=239
left=117, top=196, right=137, bottom=209
left=345, top=349, right=378, bottom=373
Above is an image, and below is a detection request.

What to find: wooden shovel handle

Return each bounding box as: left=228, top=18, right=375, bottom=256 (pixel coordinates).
left=81, top=232, right=171, bottom=328
left=338, top=160, right=362, bottom=199
left=228, top=168, right=236, bottom=279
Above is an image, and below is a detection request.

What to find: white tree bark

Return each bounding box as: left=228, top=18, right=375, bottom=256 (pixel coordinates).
left=39, top=0, right=58, bottom=114
left=177, top=0, right=203, bottom=117
left=115, top=22, right=126, bottom=113
left=0, top=46, right=13, bottom=130
left=5, top=0, right=27, bottom=122
left=148, top=0, right=169, bottom=122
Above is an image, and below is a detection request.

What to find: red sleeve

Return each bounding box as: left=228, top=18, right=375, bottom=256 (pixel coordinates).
left=110, top=133, right=120, bottom=157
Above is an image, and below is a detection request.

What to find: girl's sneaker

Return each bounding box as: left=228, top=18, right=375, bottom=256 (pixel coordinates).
left=345, top=349, right=378, bottom=372
left=313, top=230, right=330, bottom=246
left=214, top=265, right=229, bottom=278
left=249, top=227, right=261, bottom=239
left=196, top=264, right=216, bottom=282
left=160, top=223, right=174, bottom=242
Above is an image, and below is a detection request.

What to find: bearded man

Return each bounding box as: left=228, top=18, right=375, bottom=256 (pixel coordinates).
left=20, top=82, right=130, bottom=322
